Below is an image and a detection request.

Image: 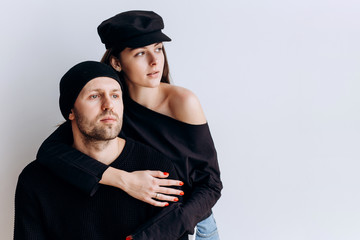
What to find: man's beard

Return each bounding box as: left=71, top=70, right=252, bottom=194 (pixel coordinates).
left=73, top=108, right=122, bottom=142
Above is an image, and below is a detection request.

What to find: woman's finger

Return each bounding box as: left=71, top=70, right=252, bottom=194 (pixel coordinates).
left=153, top=193, right=180, bottom=203
left=146, top=198, right=169, bottom=207
left=156, top=178, right=184, bottom=187
left=149, top=170, right=170, bottom=179
left=156, top=186, right=184, bottom=196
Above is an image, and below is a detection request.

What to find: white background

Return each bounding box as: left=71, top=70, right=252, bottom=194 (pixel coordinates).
left=1, top=0, right=360, bottom=239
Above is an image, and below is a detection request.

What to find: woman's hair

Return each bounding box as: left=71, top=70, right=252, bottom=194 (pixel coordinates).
left=100, top=46, right=171, bottom=84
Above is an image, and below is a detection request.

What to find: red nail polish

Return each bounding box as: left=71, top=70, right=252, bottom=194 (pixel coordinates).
left=180, top=191, right=184, bottom=196
left=126, top=236, right=133, bottom=240
left=165, top=203, right=169, bottom=206
left=174, top=197, right=179, bottom=202
left=164, top=172, right=169, bottom=175
left=179, top=182, right=184, bottom=186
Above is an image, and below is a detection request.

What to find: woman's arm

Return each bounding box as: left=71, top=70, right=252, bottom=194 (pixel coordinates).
left=36, top=121, right=183, bottom=204
left=36, top=121, right=107, bottom=195
left=129, top=89, right=223, bottom=239
left=130, top=142, right=222, bottom=239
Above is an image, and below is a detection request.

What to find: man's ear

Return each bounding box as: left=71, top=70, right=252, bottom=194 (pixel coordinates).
left=110, top=56, right=122, bottom=72
left=68, top=109, right=75, bottom=121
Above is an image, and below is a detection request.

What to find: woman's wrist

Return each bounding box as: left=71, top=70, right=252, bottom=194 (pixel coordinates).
left=100, top=167, right=129, bottom=190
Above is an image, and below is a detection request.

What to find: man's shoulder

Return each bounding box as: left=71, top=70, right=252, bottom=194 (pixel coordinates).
left=18, top=160, right=49, bottom=184
left=19, top=160, right=41, bottom=175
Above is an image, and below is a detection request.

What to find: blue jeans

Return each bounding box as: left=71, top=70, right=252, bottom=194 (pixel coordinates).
left=195, top=214, right=220, bottom=240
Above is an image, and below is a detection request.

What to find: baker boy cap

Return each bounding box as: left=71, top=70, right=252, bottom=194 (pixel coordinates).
left=59, top=61, right=122, bottom=120
left=97, top=10, right=171, bottom=49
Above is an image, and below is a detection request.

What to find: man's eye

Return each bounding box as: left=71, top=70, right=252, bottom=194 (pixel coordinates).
left=112, top=94, right=119, bottom=98
left=90, top=95, right=98, bottom=99
left=155, top=47, right=163, bottom=52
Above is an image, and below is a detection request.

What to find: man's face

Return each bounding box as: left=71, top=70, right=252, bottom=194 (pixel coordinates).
left=69, top=77, right=123, bottom=141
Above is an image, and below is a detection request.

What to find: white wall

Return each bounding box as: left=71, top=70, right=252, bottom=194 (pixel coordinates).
left=1, top=0, right=360, bottom=239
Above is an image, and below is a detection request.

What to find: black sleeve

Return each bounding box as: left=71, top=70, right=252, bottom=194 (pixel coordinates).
left=131, top=165, right=222, bottom=239
left=14, top=173, right=48, bottom=240
left=131, top=125, right=223, bottom=239
left=36, top=121, right=109, bottom=196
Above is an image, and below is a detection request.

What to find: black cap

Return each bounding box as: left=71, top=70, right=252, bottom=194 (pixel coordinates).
left=59, top=61, right=122, bottom=120
left=97, top=10, right=171, bottom=49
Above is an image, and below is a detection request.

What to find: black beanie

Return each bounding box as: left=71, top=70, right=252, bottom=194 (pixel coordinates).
left=59, top=61, right=121, bottom=120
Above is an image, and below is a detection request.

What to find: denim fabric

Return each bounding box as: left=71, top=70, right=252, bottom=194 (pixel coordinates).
left=195, top=214, right=220, bottom=240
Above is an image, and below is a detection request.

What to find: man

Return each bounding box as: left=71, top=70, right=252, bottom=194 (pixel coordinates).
left=14, top=61, right=182, bottom=239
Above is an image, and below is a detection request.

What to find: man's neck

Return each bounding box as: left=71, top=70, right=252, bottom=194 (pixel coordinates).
left=73, top=136, right=126, bottom=165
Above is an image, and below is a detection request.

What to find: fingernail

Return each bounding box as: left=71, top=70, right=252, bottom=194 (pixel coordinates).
left=179, top=182, right=184, bottom=186
left=126, top=236, right=133, bottom=240
left=164, top=172, right=169, bottom=175
left=174, top=197, right=179, bottom=202
left=165, top=203, right=169, bottom=206
left=180, top=191, right=184, bottom=196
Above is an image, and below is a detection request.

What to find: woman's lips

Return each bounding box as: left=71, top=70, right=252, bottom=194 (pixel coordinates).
left=147, top=71, right=160, bottom=77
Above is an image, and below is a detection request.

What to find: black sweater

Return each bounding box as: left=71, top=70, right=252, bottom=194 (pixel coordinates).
left=36, top=90, right=223, bottom=239
left=14, top=139, right=184, bottom=240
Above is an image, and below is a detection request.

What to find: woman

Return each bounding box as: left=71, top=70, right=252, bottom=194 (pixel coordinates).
left=37, top=10, right=222, bottom=240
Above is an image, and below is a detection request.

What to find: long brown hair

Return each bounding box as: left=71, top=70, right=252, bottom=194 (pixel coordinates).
left=100, top=45, right=171, bottom=84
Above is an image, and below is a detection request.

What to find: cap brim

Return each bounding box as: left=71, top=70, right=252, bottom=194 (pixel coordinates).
left=125, top=31, right=171, bottom=48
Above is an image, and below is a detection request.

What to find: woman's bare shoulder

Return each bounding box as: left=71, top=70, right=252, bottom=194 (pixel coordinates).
left=164, top=84, right=207, bottom=125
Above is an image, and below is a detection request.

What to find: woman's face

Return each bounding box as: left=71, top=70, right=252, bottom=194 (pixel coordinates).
left=118, top=42, right=164, bottom=88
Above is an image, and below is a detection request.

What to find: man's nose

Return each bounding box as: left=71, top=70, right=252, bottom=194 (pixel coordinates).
left=102, top=95, right=114, bottom=111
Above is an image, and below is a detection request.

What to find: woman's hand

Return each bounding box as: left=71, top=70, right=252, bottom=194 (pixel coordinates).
left=101, top=167, right=184, bottom=207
